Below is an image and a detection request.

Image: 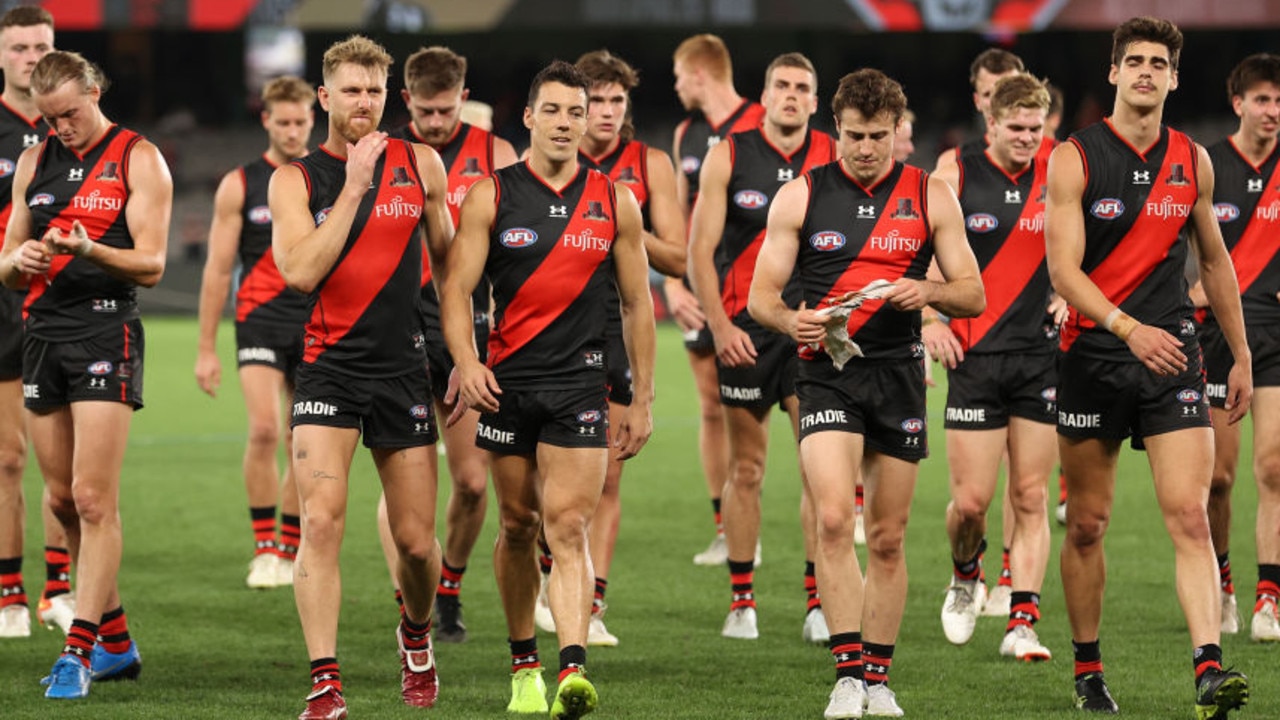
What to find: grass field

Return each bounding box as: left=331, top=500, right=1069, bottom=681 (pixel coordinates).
left=0, top=317, right=1275, bottom=719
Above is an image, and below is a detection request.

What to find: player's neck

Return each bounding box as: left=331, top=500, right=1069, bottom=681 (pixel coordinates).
left=0, top=86, right=38, bottom=121
left=265, top=146, right=306, bottom=166
left=1109, top=102, right=1163, bottom=152
left=700, top=85, right=745, bottom=125
left=527, top=151, right=579, bottom=189
left=763, top=121, right=808, bottom=155
left=581, top=133, right=620, bottom=160
left=989, top=147, right=1030, bottom=177
left=1231, top=128, right=1277, bottom=166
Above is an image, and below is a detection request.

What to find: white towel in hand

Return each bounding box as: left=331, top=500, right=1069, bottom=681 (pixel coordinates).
left=812, top=279, right=895, bottom=370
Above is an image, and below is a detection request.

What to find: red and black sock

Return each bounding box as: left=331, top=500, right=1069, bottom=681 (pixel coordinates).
left=43, top=547, right=72, bottom=600
left=510, top=636, right=540, bottom=673
left=804, top=561, right=821, bottom=612
left=830, top=631, right=863, bottom=681
left=953, top=538, right=985, bottom=582
left=63, top=619, right=98, bottom=668
left=437, top=561, right=465, bottom=599
left=711, top=498, right=724, bottom=535
left=250, top=506, right=277, bottom=555
left=98, top=606, right=132, bottom=654
left=558, top=644, right=586, bottom=682
left=0, top=557, right=26, bottom=609
left=855, top=484, right=865, bottom=513
left=998, top=548, right=1013, bottom=588
left=1072, top=639, right=1103, bottom=680
left=278, top=514, right=301, bottom=561
left=1058, top=467, right=1067, bottom=504
left=538, top=538, right=553, bottom=577
left=863, top=642, right=894, bottom=686
left=592, top=577, right=607, bottom=613
left=1217, top=553, right=1233, bottom=594
left=400, top=615, right=431, bottom=650
left=728, top=559, right=756, bottom=610
left=394, top=588, right=405, bottom=615
left=1255, top=564, right=1280, bottom=612
left=1194, top=643, right=1223, bottom=684
left=310, top=657, right=342, bottom=696
left=1007, top=591, right=1040, bottom=632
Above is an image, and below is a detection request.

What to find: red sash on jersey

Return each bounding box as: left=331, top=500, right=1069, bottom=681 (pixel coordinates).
left=1228, top=159, right=1280, bottom=297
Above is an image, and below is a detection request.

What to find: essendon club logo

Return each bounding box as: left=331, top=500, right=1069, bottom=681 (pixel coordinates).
left=388, top=166, right=416, bottom=187
left=616, top=166, right=639, bottom=183
left=582, top=201, right=610, bottom=221
left=891, top=197, right=919, bottom=219
left=459, top=157, right=484, bottom=177
left=96, top=161, right=119, bottom=181
left=966, top=213, right=998, bottom=233
left=1167, top=163, right=1190, bottom=186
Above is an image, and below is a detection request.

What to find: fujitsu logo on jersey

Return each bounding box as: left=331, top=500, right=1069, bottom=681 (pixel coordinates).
left=1214, top=203, right=1240, bottom=222
left=1255, top=199, right=1280, bottom=223
left=562, top=225, right=612, bottom=253
left=447, top=184, right=469, bottom=208
left=374, top=195, right=422, bottom=220
left=1144, top=194, right=1191, bottom=220
left=1018, top=212, right=1045, bottom=234
left=868, top=228, right=922, bottom=254
left=72, top=189, right=122, bottom=213
left=966, top=213, right=998, bottom=233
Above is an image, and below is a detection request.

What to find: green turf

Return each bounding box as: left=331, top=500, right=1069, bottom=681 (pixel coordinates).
left=0, top=317, right=1274, bottom=719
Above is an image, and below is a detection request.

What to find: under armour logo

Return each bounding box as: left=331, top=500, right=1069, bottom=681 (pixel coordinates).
left=22, top=133, right=39, bottom=147
left=856, top=205, right=876, bottom=219
left=706, top=136, right=721, bottom=149
left=550, top=205, right=567, bottom=218
left=1249, top=178, right=1264, bottom=193
left=68, top=168, right=84, bottom=181
left=1132, top=170, right=1150, bottom=185
left=777, top=168, right=794, bottom=182
left=1005, top=189, right=1021, bottom=204
left=88, top=378, right=106, bottom=390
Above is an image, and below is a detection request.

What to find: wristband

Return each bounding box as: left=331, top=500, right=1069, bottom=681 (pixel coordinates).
left=1103, top=308, right=1139, bottom=341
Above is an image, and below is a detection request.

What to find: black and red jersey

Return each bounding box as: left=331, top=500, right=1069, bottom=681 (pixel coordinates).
left=290, top=140, right=426, bottom=376
left=718, top=128, right=836, bottom=333
left=23, top=125, right=142, bottom=342
left=485, top=162, right=617, bottom=389
left=677, top=99, right=765, bottom=205
left=1060, top=120, right=1199, bottom=358
left=951, top=151, right=1054, bottom=354
left=796, top=161, right=933, bottom=361
left=1204, top=137, right=1280, bottom=326
left=235, top=155, right=307, bottom=330
left=582, top=139, right=652, bottom=330
left=0, top=99, right=47, bottom=336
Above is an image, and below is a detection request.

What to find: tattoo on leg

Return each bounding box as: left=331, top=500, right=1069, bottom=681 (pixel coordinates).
left=312, top=470, right=338, bottom=482
left=297, top=563, right=308, bottom=579
left=296, top=449, right=309, bottom=460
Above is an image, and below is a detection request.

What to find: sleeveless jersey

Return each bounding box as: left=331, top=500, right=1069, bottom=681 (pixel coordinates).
left=23, top=125, right=142, bottom=342
left=582, top=139, right=651, bottom=330
left=951, top=151, right=1053, bottom=354
left=393, top=122, right=493, bottom=335
left=677, top=99, right=765, bottom=204
left=486, top=162, right=617, bottom=389
left=719, top=128, right=836, bottom=334
left=234, top=155, right=308, bottom=330
left=1060, top=121, right=1198, bottom=358
left=0, top=100, right=47, bottom=339
left=291, top=141, right=426, bottom=376
left=1203, top=137, right=1280, bottom=326
left=797, top=161, right=933, bottom=361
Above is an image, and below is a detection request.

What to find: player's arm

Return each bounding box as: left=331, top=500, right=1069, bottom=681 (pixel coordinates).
left=920, top=160, right=968, bottom=368
left=933, top=147, right=959, bottom=176
left=688, top=141, right=755, bottom=366
left=884, top=175, right=984, bottom=317
left=672, top=121, right=691, bottom=219
left=1045, top=142, right=1188, bottom=376
left=640, top=146, right=686, bottom=278
left=748, top=178, right=824, bottom=344
left=414, top=144, right=455, bottom=286
left=194, top=169, right=245, bottom=397
left=0, top=146, right=43, bottom=289
left=271, top=132, right=386, bottom=293
left=612, top=185, right=656, bottom=460
left=1189, top=143, right=1252, bottom=422
left=46, top=140, right=171, bottom=287
left=492, top=136, right=519, bottom=170
left=440, top=177, right=499, bottom=417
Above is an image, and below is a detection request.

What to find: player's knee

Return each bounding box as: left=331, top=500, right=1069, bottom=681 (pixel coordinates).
left=1065, top=511, right=1109, bottom=549
left=0, top=445, right=24, bottom=482
left=728, top=456, right=766, bottom=490
left=816, top=505, right=854, bottom=545
left=300, top=506, right=345, bottom=548
left=1163, top=502, right=1211, bottom=544
left=70, top=483, right=117, bottom=526
left=543, top=508, right=590, bottom=547
left=450, top=469, right=488, bottom=508
left=865, top=519, right=907, bottom=563
left=246, top=419, right=281, bottom=452
left=1254, top=452, right=1280, bottom=491
left=1010, top=481, right=1047, bottom=518
left=394, top=534, right=435, bottom=567
left=950, top=492, right=989, bottom=526
left=498, top=504, right=541, bottom=547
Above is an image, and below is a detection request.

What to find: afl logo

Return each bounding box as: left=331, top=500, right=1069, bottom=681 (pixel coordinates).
left=577, top=410, right=602, bottom=424
left=966, top=213, right=998, bottom=233
left=409, top=404, right=429, bottom=419
left=29, top=193, right=54, bottom=206
left=900, top=417, right=924, bottom=434
left=1041, top=387, right=1057, bottom=402
left=248, top=205, right=272, bottom=225
left=733, top=190, right=768, bottom=209
left=1177, top=389, right=1201, bottom=403
left=501, top=228, right=538, bottom=249
left=1213, top=203, right=1240, bottom=222
left=0, top=159, right=13, bottom=178
left=809, top=231, right=846, bottom=252
left=1090, top=198, right=1125, bottom=220
left=681, top=156, right=701, bottom=175
left=314, top=206, right=333, bottom=225
left=87, top=361, right=113, bottom=376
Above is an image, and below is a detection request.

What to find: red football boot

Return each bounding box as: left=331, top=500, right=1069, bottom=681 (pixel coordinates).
left=398, top=626, right=439, bottom=708
left=298, top=686, right=347, bottom=720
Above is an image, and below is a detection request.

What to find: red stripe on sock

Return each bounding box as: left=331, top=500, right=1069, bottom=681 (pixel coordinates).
left=1075, top=660, right=1103, bottom=677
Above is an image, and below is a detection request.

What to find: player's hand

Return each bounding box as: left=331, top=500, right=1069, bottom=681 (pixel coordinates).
left=194, top=350, right=221, bottom=397
left=790, top=302, right=828, bottom=345
left=43, top=220, right=92, bottom=257
left=712, top=322, right=757, bottom=368
left=1223, top=361, right=1253, bottom=425
left=1047, top=294, right=1069, bottom=327
left=1125, top=324, right=1187, bottom=376
left=344, top=131, right=388, bottom=195
left=449, top=360, right=501, bottom=426
left=882, top=278, right=929, bottom=311
left=11, top=239, right=51, bottom=275
left=665, top=280, right=706, bottom=333
left=923, top=321, right=964, bottom=370
left=613, top=402, right=653, bottom=460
